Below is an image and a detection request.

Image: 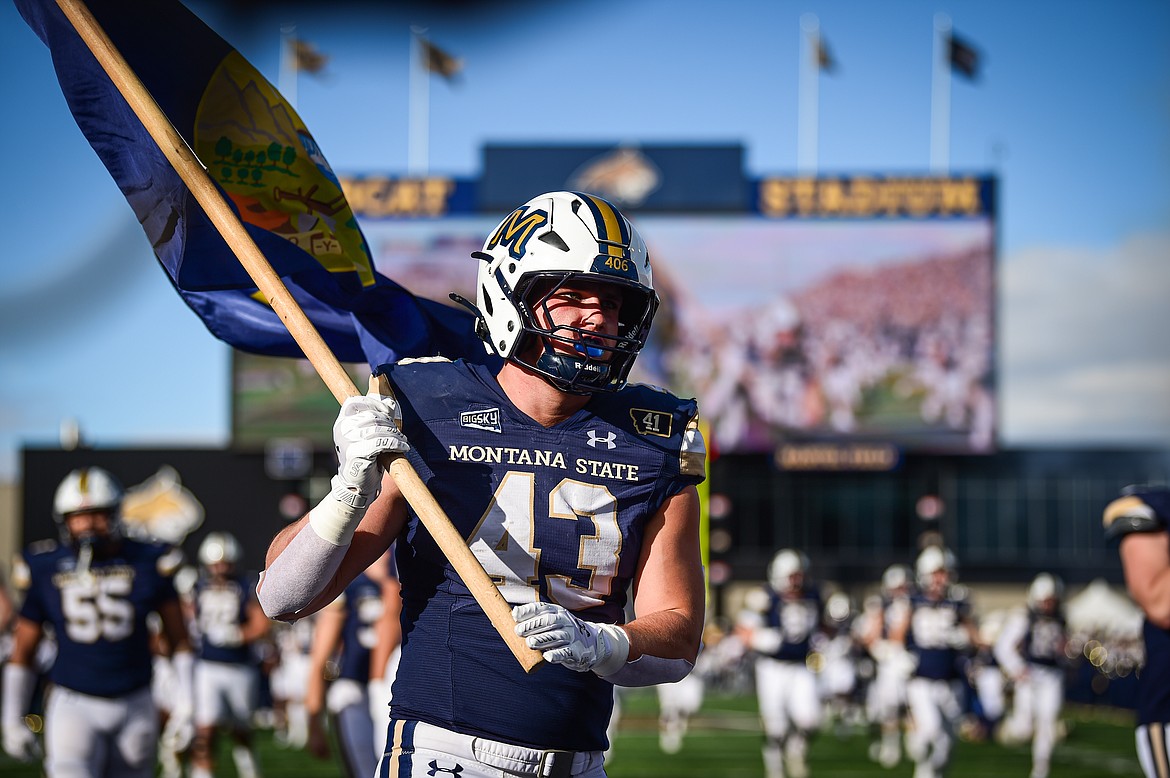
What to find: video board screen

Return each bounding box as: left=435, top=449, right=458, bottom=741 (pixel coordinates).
left=234, top=174, right=996, bottom=458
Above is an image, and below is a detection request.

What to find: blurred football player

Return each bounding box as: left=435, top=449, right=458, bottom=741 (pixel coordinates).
left=1104, top=487, right=1170, bottom=778
left=892, top=546, right=977, bottom=778
left=1, top=467, right=195, bottom=777
left=994, top=573, right=1067, bottom=778
left=366, top=547, right=402, bottom=762
left=737, top=549, right=823, bottom=778
left=189, top=531, right=270, bottom=778
left=267, top=617, right=314, bottom=749
left=258, top=190, right=705, bottom=778
left=859, top=563, right=915, bottom=768
left=305, top=553, right=392, bottom=778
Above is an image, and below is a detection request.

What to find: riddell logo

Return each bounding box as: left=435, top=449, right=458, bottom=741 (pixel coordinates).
left=460, top=408, right=502, bottom=433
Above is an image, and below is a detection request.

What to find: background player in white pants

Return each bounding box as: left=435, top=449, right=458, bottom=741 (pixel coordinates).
left=2, top=467, right=195, bottom=777
left=859, top=563, right=915, bottom=768
left=189, top=532, right=271, bottom=778
left=994, top=572, right=1067, bottom=778
left=893, top=546, right=977, bottom=778
left=1104, top=486, right=1170, bottom=778
left=737, top=549, right=824, bottom=778
left=305, top=554, right=390, bottom=778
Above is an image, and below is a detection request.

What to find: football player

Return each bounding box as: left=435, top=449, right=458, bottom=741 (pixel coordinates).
left=257, top=191, right=706, bottom=778
left=891, top=545, right=977, bottom=778
left=994, top=572, right=1068, bottom=778
left=189, top=531, right=269, bottom=778
left=1104, top=486, right=1170, bottom=778
left=305, top=553, right=389, bottom=778
left=859, top=563, right=915, bottom=768
left=1, top=467, right=194, bottom=777
left=736, top=549, right=823, bottom=778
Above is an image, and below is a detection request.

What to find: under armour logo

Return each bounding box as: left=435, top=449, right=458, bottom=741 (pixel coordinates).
left=587, top=430, right=617, bottom=449
left=427, top=760, right=464, bottom=776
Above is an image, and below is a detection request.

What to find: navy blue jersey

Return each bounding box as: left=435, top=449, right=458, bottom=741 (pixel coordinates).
left=1139, top=619, right=1170, bottom=725
left=906, top=590, right=971, bottom=680
left=761, top=586, right=822, bottom=663
left=380, top=358, right=704, bottom=751
left=17, top=537, right=180, bottom=697
left=194, top=574, right=256, bottom=665
left=337, top=572, right=382, bottom=683
left=1023, top=610, right=1066, bottom=667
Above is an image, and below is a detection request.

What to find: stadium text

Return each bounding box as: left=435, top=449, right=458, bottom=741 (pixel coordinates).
left=339, top=176, right=455, bottom=217
left=759, top=177, right=986, bottom=218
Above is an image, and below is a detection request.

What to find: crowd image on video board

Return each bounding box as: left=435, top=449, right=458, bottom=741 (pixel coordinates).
left=360, top=215, right=996, bottom=455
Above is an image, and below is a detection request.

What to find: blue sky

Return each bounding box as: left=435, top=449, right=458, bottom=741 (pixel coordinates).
left=1, top=0, right=1168, bottom=480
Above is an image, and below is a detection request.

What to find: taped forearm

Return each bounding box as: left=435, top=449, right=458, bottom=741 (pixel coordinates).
left=600, top=654, right=695, bottom=687
left=258, top=526, right=347, bottom=619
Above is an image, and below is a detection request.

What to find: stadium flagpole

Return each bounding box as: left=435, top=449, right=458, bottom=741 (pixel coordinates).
left=930, top=12, right=952, bottom=173
left=796, top=13, right=820, bottom=175
left=407, top=25, right=429, bottom=175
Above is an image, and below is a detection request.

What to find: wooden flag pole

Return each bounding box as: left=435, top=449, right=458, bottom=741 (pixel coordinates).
left=55, top=0, right=542, bottom=672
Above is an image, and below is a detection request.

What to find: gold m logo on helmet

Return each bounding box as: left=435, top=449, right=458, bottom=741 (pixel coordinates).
left=485, top=206, right=548, bottom=259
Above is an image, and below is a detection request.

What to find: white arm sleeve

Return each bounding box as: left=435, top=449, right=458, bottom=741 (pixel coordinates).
left=1, top=664, right=34, bottom=727
left=600, top=654, right=696, bottom=688
left=993, top=610, right=1030, bottom=677
left=257, top=525, right=348, bottom=620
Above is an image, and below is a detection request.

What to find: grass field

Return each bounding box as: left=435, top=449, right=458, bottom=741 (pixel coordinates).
left=0, top=691, right=1143, bottom=777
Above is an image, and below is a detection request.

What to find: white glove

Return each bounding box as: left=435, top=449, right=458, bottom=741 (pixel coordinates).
left=1, top=664, right=41, bottom=762
left=161, top=707, right=194, bottom=754
left=311, top=390, right=409, bottom=546
left=161, top=650, right=195, bottom=753
left=2, top=719, right=41, bottom=763
left=333, top=391, right=409, bottom=503
left=512, top=602, right=629, bottom=676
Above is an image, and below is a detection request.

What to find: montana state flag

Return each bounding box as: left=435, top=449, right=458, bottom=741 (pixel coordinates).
left=16, top=0, right=479, bottom=367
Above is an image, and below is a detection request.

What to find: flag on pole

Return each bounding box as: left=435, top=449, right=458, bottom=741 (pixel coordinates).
left=815, top=33, right=836, bottom=74
left=947, top=31, right=981, bottom=80
left=291, top=38, right=328, bottom=75
left=16, top=0, right=480, bottom=367
left=420, top=37, right=463, bottom=81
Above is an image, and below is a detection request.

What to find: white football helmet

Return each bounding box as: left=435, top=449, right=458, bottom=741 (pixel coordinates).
left=1027, top=572, right=1063, bottom=610
left=52, top=467, right=124, bottom=543
left=768, top=548, right=810, bottom=592
left=881, top=563, right=912, bottom=596
left=915, top=545, right=957, bottom=589
left=466, top=191, right=658, bottom=394
left=198, top=531, right=242, bottom=568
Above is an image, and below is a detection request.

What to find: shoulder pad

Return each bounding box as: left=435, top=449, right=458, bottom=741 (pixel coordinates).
left=10, top=558, right=31, bottom=591
left=1104, top=491, right=1169, bottom=541
left=27, top=539, right=59, bottom=556
left=157, top=546, right=186, bottom=576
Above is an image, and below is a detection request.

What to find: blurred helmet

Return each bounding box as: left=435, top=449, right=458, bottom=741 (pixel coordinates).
left=826, top=591, right=853, bottom=624
left=768, top=548, right=810, bottom=592
left=52, top=467, right=124, bottom=543
left=198, top=531, right=242, bottom=568
left=1027, top=572, right=1064, bottom=609
left=881, top=563, right=912, bottom=596
left=470, top=191, right=659, bottom=394
left=915, top=545, right=957, bottom=589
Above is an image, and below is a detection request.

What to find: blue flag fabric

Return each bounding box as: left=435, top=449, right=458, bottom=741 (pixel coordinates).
left=17, top=0, right=481, bottom=367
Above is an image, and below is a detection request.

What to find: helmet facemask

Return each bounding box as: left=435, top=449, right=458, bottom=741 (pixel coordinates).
left=511, top=272, right=658, bottom=395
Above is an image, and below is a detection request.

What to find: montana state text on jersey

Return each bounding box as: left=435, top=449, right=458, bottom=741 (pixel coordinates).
left=379, top=357, right=704, bottom=752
